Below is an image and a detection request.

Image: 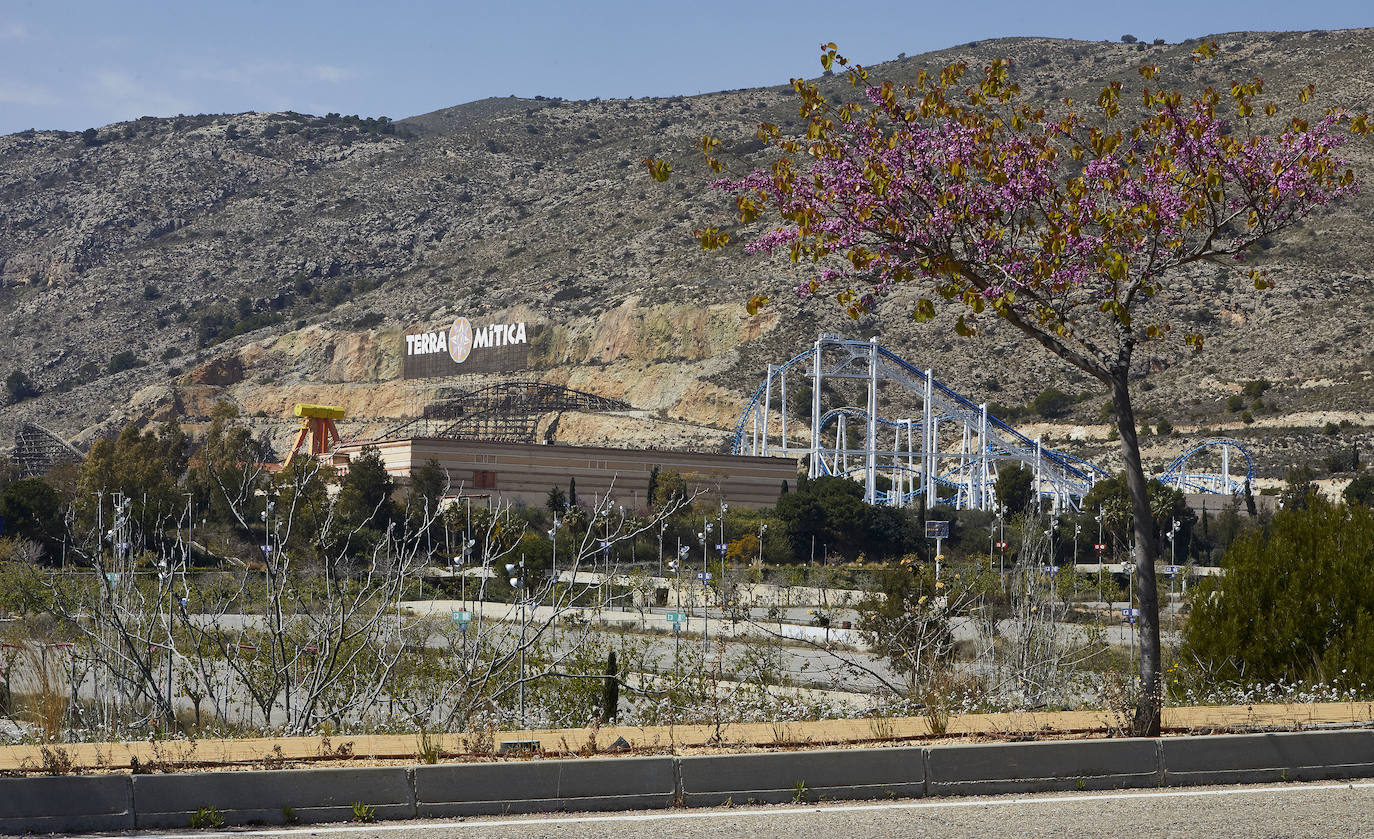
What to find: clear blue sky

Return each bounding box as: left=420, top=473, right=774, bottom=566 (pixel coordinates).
left=0, top=0, right=1367, bottom=135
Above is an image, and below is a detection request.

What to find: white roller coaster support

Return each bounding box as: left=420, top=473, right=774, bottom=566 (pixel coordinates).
left=1034, top=436, right=1043, bottom=515
left=779, top=367, right=788, bottom=456
left=744, top=335, right=1101, bottom=511
left=890, top=424, right=900, bottom=506
left=810, top=339, right=822, bottom=479
left=960, top=421, right=972, bottom=510
left=866, top=338, right=879, bottom=505
left=837, top=413, right=846, bottom=474
left=979, top=403, right=989, bottom=511
left=1221, top=444, right=1230, bottom=493
left=907, top=420, right=916, bottom=507
left=762, top=364, right=773, bottom=457
left=924, top=369, right=935, bottom=507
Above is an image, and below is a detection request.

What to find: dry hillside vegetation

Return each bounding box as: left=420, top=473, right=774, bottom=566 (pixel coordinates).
left=2, top=29, right=1372, bottom=478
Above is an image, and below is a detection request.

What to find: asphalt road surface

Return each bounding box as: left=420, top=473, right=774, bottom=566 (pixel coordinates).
left=81, top=779, right=1374, bottom=839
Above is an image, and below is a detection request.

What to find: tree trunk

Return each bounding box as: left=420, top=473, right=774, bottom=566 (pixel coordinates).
left=1110, top=371, right=1163, bottom=736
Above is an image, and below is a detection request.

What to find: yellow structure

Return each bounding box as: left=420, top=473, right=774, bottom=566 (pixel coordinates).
left=283, top=404, right=345, bottom=468
left=293, top=404, right=346, bottom=420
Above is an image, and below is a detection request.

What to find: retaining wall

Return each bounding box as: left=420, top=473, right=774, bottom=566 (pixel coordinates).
left=2, top=731, right=1372, bottom=835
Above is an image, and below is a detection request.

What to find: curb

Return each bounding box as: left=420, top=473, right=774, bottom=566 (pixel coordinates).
left=2, top=731, right=1371, bottom=834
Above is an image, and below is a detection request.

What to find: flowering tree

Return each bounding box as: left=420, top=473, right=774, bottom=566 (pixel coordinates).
left=650, top=42, right=1368, bottom=734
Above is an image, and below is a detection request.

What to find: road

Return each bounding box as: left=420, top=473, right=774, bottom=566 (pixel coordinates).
left=77, top=779, right=1374, bottom=839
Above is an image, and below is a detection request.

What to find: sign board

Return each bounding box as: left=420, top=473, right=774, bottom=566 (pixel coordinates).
left=402, top=317, right=543, bottom=378
left=696, top=572, right=713, bottom=581
left=1166, top=565, right=1181, bottom=575
left=1041, top=565, right=1059, bottom=575
left=925, top=520, right=950, bottom=539
left=450, top=610, right=472, bottom=623
left=1121, top=608, right=1141, bottom=617
left=665, top=612, right=683, bottom=623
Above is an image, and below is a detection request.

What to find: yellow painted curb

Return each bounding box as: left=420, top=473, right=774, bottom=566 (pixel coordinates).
left=2, top=702, right=1370, bottom=772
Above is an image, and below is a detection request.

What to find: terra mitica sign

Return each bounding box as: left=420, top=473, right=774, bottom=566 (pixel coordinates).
left=402, top=317, right=539, bottom=378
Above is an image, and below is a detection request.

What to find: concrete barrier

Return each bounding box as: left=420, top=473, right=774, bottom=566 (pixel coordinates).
left=677, top=747, right=924, bottom=806
left=927, top=738, right=1160, bottom=795
left=415, top=755, right=675, bottom=816
left=1161, top=730, right=1374, bottom=786
left=0, top=775, right=134, bottom=834
left=5, top=730, right=1374, bottom=834
left=131, top=767, right=415, bottom=828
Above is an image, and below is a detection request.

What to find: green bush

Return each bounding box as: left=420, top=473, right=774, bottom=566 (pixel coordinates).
left=1031, top=387, right=1074, bottom=419
left=1185, top=497, right=1374, bottom=690
left=5, top=370, right=39, bottom=403
left=1324, top=447, right=1360, bottom=474
left=351, top=801, right=376, bottom=823
left=188, top=805, right=225, bottom=829
left=106, top=351, right=142, bottom=374
left=1344, top=474, right=1374, bottom=507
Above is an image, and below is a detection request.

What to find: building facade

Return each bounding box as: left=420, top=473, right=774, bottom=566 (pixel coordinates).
left=334, top=437, right=802, bottom=509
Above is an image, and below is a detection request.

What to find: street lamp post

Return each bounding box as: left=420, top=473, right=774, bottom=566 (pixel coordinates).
left=757, top=522, right=768, bottom=567
left=1124, top=557, right=1137, bottom=671
left=1168, top=518, right=1182, bottom=605
left=156, top=556, right=173, bottom=726
left=548, top=516, right=561, bottom=588
left=260, top=500, right=276, bottom=591
left=670, top=544, right=689, bottom=676
left=718, top=502, right=728, bottom=579
left=505, top=557, right=527, bottom=729
left=1072, top=522, right=1082, bottom=597
left=184, top=492, right=193, bottom=571
left=1043, top=525, right=1057, bottom=659
left=697, top=521, right=713, bottom=650
left=601, top=496, right=614, bottom=608
left=988, top=502, right=999, bottom=572
left=658, top=520, right=667, bottom=577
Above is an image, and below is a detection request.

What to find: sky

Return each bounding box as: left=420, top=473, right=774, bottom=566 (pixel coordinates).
left=0, top=0, right=1368, bottom=136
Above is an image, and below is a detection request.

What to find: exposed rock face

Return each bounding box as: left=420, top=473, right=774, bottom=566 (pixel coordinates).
left=2, top=31, right=1374, bottom=479
left=188, top=357, right=244, bottom=386
left=158, top=298, right=771, bottom=451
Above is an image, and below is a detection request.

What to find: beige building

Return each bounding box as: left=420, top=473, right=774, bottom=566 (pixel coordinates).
left=333, top=437, right=802, bottom=510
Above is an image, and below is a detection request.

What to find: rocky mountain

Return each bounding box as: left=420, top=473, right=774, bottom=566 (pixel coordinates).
left=3, top=29, right=1373, bottom=483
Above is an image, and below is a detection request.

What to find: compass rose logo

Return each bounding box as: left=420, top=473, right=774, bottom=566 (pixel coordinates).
left=449, top=317, right=473, bottom=364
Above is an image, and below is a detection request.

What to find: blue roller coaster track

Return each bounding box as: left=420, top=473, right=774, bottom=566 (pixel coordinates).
left=1158, top=438, right=1256, bottom=495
